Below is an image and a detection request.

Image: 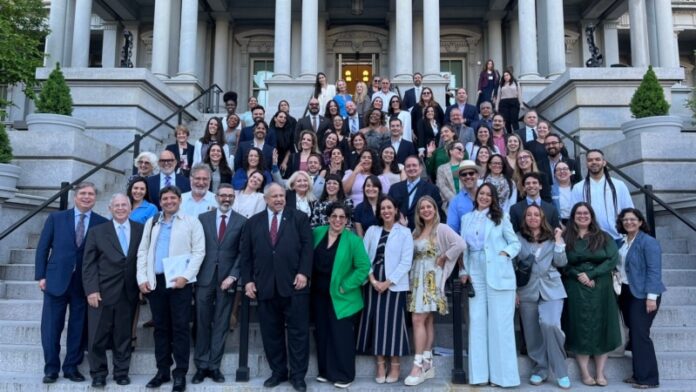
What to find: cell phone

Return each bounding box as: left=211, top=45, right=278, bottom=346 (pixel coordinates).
left=465, top=281, right=475, bottom=298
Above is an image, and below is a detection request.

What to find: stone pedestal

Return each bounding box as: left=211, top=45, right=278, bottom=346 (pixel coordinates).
left=621, top=115, right=683, bottom=137
left=0, top=164, right=21, bottom=200
left=264, top=79, right=316, bottom=120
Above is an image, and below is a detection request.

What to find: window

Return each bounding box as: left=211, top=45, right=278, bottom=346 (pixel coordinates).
left=251, top=58, right=274, bottom=98
left=441, top=59, right=465, bottom=90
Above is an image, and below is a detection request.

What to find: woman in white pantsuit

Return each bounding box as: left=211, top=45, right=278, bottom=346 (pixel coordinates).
left=516, top=204, right=571, bottom=389
left=459, top=183, right=521, bottom=387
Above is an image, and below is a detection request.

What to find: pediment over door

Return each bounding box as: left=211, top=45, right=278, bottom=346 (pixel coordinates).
left=326, top=26, right=389, bottom=53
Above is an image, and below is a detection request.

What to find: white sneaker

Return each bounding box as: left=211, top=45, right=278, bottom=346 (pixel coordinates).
left=404, top=373, right=425, bottom=386
left=334, top=381, right=352, bottom=388
left=316, top=376, right=328, bottom=383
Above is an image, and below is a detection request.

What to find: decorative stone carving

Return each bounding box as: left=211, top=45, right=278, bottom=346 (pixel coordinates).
left=565, top=30, right=580, bottom=55
left=140, top=31, right=153, bottom=70
left=326, top=27, right=389, bottom=53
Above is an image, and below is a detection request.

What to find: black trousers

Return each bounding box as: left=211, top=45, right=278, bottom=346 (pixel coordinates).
left=257, top=294, right=310, bottom=382
left=619, top=284, right=661, bottom=386
left=87, top=290, right=137, bottom=378
left=312, top=292, right=356, bottom=383
left=147, top=274, right=193, bottom=377
left=498, top=98, right=520, bottom=134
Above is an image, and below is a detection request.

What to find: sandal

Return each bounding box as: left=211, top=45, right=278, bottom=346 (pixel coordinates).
left=404, top=360, right=425, bottom=386
left=375, top=361, right=386, bottom=384
left=422, top=352, right=434, bottom=379
left=386, top=362, right=400, bottom=383
left=581, top=376, right=597, bottom=386
left=632, top=383, right=659, bottom=389
left=596, top=377, right=608, bottom=387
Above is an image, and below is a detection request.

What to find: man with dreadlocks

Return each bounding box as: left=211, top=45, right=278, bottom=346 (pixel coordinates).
left=571, top=149, right=633, bottom=246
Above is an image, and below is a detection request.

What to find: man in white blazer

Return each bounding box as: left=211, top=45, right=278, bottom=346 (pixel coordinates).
left=137, top=185, right=205, bottom=392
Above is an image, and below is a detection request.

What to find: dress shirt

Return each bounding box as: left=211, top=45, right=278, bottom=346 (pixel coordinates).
left=181, top=191, right=217, bottom=217
left=391, top=138, right=401, bottom=153
left=464, top=209, right=489, bottom=251
left=446, top=190, right=476, bottom=233
left=216, top=208, right=229, bottom=235
left=267, top=208, right=284, bottom=230
left=154, top=215, right=174, bottom=274
left=407, top=178, right=421, bottom=207
left=348, top=115, right=360, bottom=134
left=571, top=176, right=634, bottom=239
left=112, top=219, right=131, bottom=248
left=526, top=196, right=542, bottom=206
left=74, top=209, right=92, bottom=237
left=524, top=126, right=536, bottom=143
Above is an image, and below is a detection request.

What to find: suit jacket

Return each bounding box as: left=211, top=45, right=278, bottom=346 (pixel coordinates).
left=436, top=163, right=457, bottom=208
left=240, top=208, right=313, bottom=300
left=35, top=209, right=108, bottom=296
left=165, top=143, right=195, bottom=175
left=82, top=220, right=144, bottom=306
left=388, top=179, right=444, bottom=230
left=516, top=236, right=568, bottom=302
left=344, top=115, right=364, bottom=134
left=402, top=88, right=417, bottom=110
left=444, top=103, right=478, bottom=127
left=624, top=231, right=667, bottom=299
left=234, top=141, right=275, bottom=172
left=390, top=139, right=417, bottom=165
left=363, top=223, right=414, bottom=291
left=197, top=210, right=247, bottom=287
left=538, top=155, right=583, bottom=185
left=509, top=199, right=560, bottom=233
left=146, top=173, right=191, bottom=209
left=295, top=114, right=329, bottom=145
left=238, top=124, right=277, bottom=148
left=461, top=213, right=521, bottom=290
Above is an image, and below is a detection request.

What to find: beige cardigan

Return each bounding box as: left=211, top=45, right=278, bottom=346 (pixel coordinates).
left=429, top=223, right=467, bottom=293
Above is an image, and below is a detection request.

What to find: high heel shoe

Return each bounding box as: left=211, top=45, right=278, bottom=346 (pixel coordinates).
left=422, top=352, right=434, bottom=379
left=386, top=362, right=400, bottom=383
left=374, top=361, right=386, bottom=384
left=404, top=360, right=425, bottom=386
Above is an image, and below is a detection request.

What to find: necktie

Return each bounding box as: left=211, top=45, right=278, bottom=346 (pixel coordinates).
left=75, top=213, right=86, bottom=247
left=270, top=213, right=279, bottom=246
left=117, top=224, right=129, bottom=254
left=351, top=118, right=357, bottom=133
left=165, top=175, right=172, bottom=187
left=312, top=116, right=318, bottom=132
left=218, top=214, right=227, bottom=242
left=408, top=182, right=417, bottom=208
left=531, top=128, right=537, bottom=141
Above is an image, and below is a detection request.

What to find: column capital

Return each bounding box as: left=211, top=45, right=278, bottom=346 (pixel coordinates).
left=102, top=21, right=118, bottom=31
left=602, top=19, right=619, bottom=30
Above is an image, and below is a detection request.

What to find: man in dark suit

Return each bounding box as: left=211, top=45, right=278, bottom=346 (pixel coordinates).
left=35, top=182, right=108, bottom=384
left=192, top=184, right=247, bottom=384
left=388, top=156, right=444, bottom=230
left=401, top=72, right=423, bottom=111
left=383, top=117, right=416, bottom=165
left=165, top=125, right=195, bottom=177
left=444, top=88, right=478, bottom=127
left=146, top=150, right=190, bottom=209
left=235, top=120, right=275, bottom=171
left=241, top=183, right=313, bottom=392
left=509, top=172, right=560, bottom=232
left=82, top=193, right=143, bottom=388
left=238, top=105, right=277, bottom=147
left=516, top=109, right=539, bottom=144
left=538, top=133, right=583, bottom=185
left=470, top=100, right=494, bottom=132
left=344, top=101, right=364, bottom=135
left=294, top=97, right=329, bottom=144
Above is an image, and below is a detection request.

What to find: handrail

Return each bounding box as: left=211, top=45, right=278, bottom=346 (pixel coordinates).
left=0, top=84, right=224, bottom=241
left=533, top=109, right=696, bottom=235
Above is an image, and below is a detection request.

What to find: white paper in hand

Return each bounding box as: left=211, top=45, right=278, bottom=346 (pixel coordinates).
left=163, top=254, right=197, bottom=288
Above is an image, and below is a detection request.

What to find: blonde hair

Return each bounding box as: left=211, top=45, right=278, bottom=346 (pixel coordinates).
left=512, top=149, right=540, bottom=195
left=354, top=81, right=368, bottom=104
left=286, top=170, right=317, bottom=202
left=412, top=196, right=441, bottom=240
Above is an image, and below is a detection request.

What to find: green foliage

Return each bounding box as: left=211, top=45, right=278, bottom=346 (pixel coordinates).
left=0, top=0, right=49, bottom=109
left=0, top=123, right=12, bottom=163
left=629, top=65, right=670, bottom=118
left=686, top=84, right=696, bottom=125
left=35, top=63, right=73, bottom=115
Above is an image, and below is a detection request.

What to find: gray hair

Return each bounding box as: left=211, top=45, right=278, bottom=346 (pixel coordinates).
left=190, top=163, right=211, bottom=178
left=216, top=183, right=234, bottom=194
left=133, top=151, right=159, bottom=173
left=109, top=192, right=131, bottom=208
left=74, top=181, right=97, bottom=196
left=264, top=182, right=284, bottom=199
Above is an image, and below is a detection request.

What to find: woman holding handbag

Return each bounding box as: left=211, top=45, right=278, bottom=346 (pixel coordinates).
left=516, top=204, right=570, bottom=389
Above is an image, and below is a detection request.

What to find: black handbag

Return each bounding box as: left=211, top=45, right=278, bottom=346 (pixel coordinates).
left=514, top=254, right=535, bottom=287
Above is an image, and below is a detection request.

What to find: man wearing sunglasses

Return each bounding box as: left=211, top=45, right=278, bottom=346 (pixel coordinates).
left=446, top=160, right=481, bottom=234
left=146, top=150, right=191, bottom=209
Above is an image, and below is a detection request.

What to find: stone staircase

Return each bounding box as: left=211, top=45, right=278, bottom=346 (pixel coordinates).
left=0, top=228, right=695, bottom=390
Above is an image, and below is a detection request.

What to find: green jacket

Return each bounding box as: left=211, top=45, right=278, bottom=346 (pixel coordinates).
left=312, top=226, right=371, bottom=319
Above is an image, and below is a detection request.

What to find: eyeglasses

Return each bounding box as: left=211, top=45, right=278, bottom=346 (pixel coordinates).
left=329, top=215, right=347, bottom=221
left=518, top=156, right=531, bottom=161
left=489, top=161, right=503, bottom=166
left=621, top=218, right=639, bottom=223
left=217, top=194, right=235, bottom=199
left=545, top=141, right=560, bottom=146
left=159, top=159, right=175, bottom=164
left=452, top=147, right=464, bottom=152
left=422, top=91, right=431, bottom=95
left=459, top=171, right=477, bottom=177
left=137, top=161, right=151, bottom=165
left=309, top=103, right=319, bottom=107
left=555, top=168, right=570, bottom=173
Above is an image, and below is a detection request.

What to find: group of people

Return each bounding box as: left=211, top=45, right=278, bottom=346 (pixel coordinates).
left=34, top=70, right=665, bottom=391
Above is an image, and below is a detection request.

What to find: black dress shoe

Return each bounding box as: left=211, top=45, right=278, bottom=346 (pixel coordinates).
left=114, top=375, right=131, bottom=385
left=145, top=373, right=171, bottom=388
left=291, top=379, right=307, bottom=392
left=172, top=376, right=186, bottom=392
left=42, top=374, right=58, bottom=384
left=263, top=374, right=288, bottom=388
left=91, top=376, right=106, bottom=388
left=64, top=371, right=86, bottom=382
left=210, top=369, right=225, bottom=383
left=191, top=369, right=207, bottom=384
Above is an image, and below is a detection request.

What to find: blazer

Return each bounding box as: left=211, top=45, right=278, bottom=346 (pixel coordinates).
left=415, top=119, right=439, bottom=149
left=431, top=223, right=467, bottom=293
left=444, top=103, right=478, bottom=127
left=509, top=199, right=560, bottom=233
left=460, top=212, right=521, bottom=290
left=312, top=226, right=371, bottom=319
left=538, top=155, right=583, bottom=185
left=515, top=236, right=568, bottom=302
left=295, top=114, right=329, bottom=144
left=239, top=208, right=313, bottom=300
left=82, top=220, right=144, bottom=306
left=402, top=88, right=417, bottom=110
left=146, top=173, right=191, bottom=209
left=35, top=209, right=108, bottom=296
left=136, top=212, right=206, bottom=290
left=238, top=124, right=277, bottom=148
left=165, top=142, right=195, bottom=174
left=234, top=141, right=275, bottom=172
left=388, top=179, right=444, bottom=230
left=436, top=162, right=457, bottom=208
left=624, top=231, right=667, bottom=299
left=385, top=139, right=417, bottom=165
left=363, top=223, right=413, bottom=292
left=197, top=209, right=247, bottom=287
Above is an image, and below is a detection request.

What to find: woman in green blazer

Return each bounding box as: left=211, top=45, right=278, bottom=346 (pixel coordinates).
left=312, top=202, right=371, bottom=388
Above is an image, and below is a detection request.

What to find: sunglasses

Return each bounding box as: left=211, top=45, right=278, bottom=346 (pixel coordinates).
left=459, top=171, right=477, bottom=177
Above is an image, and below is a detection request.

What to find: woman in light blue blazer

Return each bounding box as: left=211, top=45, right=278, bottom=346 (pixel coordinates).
left=459, top=183, right=521, bottom=387
left=357, top=196, right=413, bottom=384
left=516, top=204, right=570, bottom=389
left=616, top=208, right=666, bottom=389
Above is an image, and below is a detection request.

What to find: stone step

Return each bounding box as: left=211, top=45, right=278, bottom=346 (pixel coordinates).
left=660, top=238, right=690, bottom=254
left=0, top=281, right=41, bottom=300
left=1, top=344, right=696, bottom=382
left=26, top=233, right=41, bottom=249
left=0, top=373, right=693, bottom=392
left=663, top=270, right=696, bottom=286
left=8, top=249, right=35, bottom=265
left=0, top=264, right=34, bottom=281
left=653, top=305, right=696, bottom=327
left=662, top=287, right=696, bottom=306
left=663, top=254, right=696, bottom=270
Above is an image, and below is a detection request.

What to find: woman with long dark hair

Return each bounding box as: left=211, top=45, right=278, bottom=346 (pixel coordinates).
left=387, top=95, right=412, bottom=141
left=231, top=147, right=273, bottom=190
left=127, top=177, right=158, bottom=224
left=483, top=153, right=517, bottom=212
left=270, top=110, right=295, bottom=175
left=379, top=145, right=405, bottom=186
left=232, top=170, right=266, bottom=218
left=310, top=173, right=354, bottom=229
left=495, top=70, right=523, bottom=133
left=193, top=117, right=230, bottom=166
left=277, top=99, right=297, bottom=130
left=615, top=208, right=666, bottom=389
left=314, top=72, right=336, bottom=110
left=465, top=123, right=499, bottom=160
left=343, top=149, right=391, bottom=205
left=353, top=175, right=385, bottom=237
left=411, top=87, right=445, bottom=141
left=562, top=202, right=621, bottom=387
left=459, top=183, right=521, bottom=387
left=415, top=105, right=441, bottom=150
left=203, top=143, right=233, bottom=191
left=477, top=59, right=500, bottom=107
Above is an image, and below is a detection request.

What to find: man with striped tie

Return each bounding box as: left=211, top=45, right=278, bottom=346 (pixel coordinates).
left=82, top=193, right=144, bottom=387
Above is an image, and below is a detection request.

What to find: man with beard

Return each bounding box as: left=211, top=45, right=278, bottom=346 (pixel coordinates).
left=192, top=184, right=247, bottom=384
left=402, top=72, right=423, bottom=111
left=344, top=101, right=363, bottom=135
left=181, top=164, right=216, bottom=216
left=446, top=160, right=480, bottom=234
left=471, top=101, right=494, bottom=132
left=388, top=155, right=444, bottom=229
left=571, top=149, right=633, bottom=243
left=491, top=114, right=508, bottom=155
left=295, top=98, right=329, bottom=143
left=235, top=120, right=276, bottom=171
left=239, top=105, right=277, bottom=147
left=538, top=133, right=582, bottom=185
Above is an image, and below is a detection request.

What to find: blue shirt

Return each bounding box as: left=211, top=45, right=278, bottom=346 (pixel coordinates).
left=130, top=200, right=158, bottom=224
left=154, top=216, right=174, bottom=274
left=446, top=190, right=475, bottom=233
